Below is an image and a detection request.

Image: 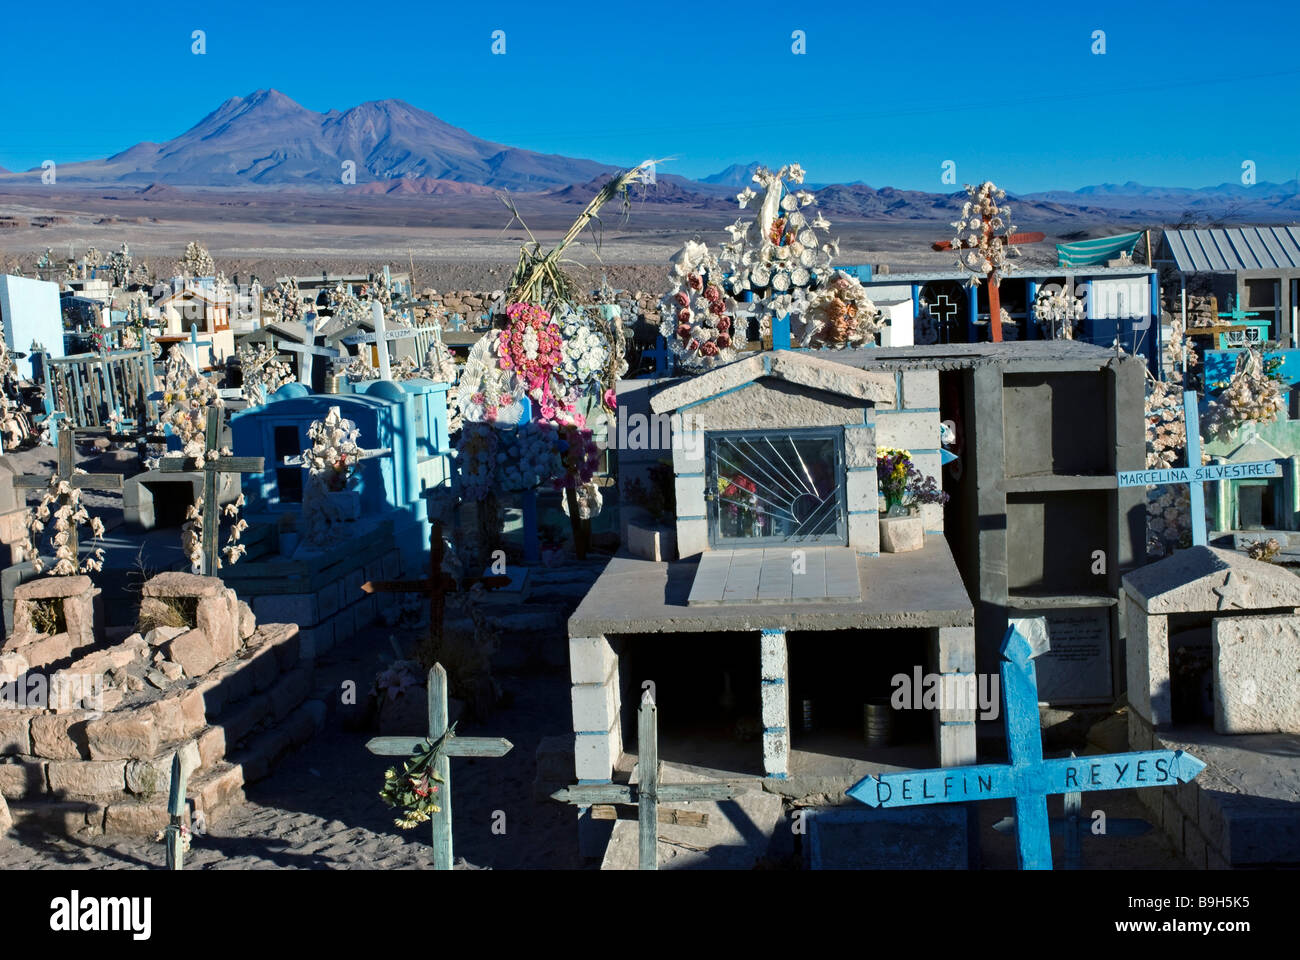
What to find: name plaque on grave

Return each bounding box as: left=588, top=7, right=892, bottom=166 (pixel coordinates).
left=1016, top=608, right=1112, bottom=704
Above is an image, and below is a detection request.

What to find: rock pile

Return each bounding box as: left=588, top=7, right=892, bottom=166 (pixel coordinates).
left=0, top=572, right=321, bottom=836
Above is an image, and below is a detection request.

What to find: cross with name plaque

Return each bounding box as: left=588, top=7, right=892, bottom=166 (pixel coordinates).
left=846, top=619, right=1206, bottom=869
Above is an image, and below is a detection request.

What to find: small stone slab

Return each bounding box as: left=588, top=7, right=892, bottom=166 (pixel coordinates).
left=687, top=552, right=732, bottom=605
left=791, top=547, right=827, bottom=600
left=688, top=548, right=861, bottom=606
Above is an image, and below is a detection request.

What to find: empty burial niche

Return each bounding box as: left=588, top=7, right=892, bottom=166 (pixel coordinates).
left=620, top=632, right=764, bottom=777
left=142, top=480, right=199, bottom=528
left=1166, top=614, right=1214, bottom=726
left=787, top=629, right=932, bottom=758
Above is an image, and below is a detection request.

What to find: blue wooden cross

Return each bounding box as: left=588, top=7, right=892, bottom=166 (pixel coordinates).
left=846, top=619, right=1206, bottom=870
left=643, top=335, right=673, bottom=378
left=991, top=752, right=1152, bottom=869
left=1116, top=390, right=1280, bottom=546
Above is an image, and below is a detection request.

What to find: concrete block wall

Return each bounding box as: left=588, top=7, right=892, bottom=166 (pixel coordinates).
left=568, top=636, right=623, bottom=782
left=929, top=626, right=977, bottom=766
left=1128, top=712, right=1231, bottom=868
left=759, top=629, right=790, bottom=778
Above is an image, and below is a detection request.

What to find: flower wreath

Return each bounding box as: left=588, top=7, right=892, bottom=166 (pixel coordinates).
left=802, top=270, right=883, bottom=347
left=496, top=302, right=570, bottom=420
left=658, top=241, right=745, bottom=369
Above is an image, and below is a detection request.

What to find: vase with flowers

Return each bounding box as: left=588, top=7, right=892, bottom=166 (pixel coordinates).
left=876, top=447, right=947, bottom=552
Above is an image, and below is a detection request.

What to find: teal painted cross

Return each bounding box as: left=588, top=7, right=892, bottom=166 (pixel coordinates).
left=1217, top=296, right=1259, bottom=325
left=1116, top=390, right=1280, bottom=546
left=846, top=619, right=1206, bottom=870
left=366, top=663, right=513, bottom=870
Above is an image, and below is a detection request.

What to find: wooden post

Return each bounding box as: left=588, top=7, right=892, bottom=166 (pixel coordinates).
left=428, top=663, right=453, bottom=869
left=638, top=694, right=659, bottom=871
left=165, top=751, right=188, bottom=870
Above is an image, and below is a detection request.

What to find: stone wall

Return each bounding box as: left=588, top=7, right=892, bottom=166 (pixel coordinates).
left=0, top=572, right=322, bottom=836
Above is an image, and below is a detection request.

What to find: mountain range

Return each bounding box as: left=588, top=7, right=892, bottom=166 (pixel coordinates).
left=2, top=89, right=1298, bottom=224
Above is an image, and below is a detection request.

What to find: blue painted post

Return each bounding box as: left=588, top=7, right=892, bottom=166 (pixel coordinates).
left=966, top=286, right=978, bottom=342
left=845, top=619, right=1207, bottom=870
left=1002, top=624, right=1052, bottom=869
left=911, top=284, right=921, bottom=339
left=1150, top=277, right=1163, bottom=380
left=771, top=313, right=791, bottom=350
left=1027, top=281, right=1039, bottom=340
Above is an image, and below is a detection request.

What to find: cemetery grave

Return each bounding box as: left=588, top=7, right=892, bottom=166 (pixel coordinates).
left=2, top=166, right=1299, bottom=880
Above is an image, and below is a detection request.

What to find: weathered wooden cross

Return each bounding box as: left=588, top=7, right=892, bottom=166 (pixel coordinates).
left=159, top=406, right=264, bottom=575
left=992, top=753, right=1152, bottom=869
left=343, top=302, right=420, bottom=380
left=361, top=519, right=510, bottom=643
left=550, top=692, right=737, bottom=870
left=14, top=422, right=122, bottom=564
left=164, top=751, right=189, bottom=871
left=931, top=231, right=1046, bottom=342
left=1117, top=390, right=1280, bottom=547
left=365, top=663, right=513, bottom=870
left=846, top=619, right=1206, bottom=869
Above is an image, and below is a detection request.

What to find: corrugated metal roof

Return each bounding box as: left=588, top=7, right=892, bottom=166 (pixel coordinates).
left=1162, top=226, right=1300, bottom=272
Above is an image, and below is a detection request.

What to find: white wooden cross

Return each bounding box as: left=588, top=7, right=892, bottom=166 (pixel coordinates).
left=343, top=302, right=419, bottom=380
left=277, top=316, right=342, bottom=388
left=182, top=325, right=213, bottom=373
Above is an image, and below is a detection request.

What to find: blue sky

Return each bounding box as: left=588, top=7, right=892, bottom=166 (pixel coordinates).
left=2, top=0, right=1298, bottom=192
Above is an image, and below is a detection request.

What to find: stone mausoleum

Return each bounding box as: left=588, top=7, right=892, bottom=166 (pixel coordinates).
left=561, top=341, right=1143, bottom=850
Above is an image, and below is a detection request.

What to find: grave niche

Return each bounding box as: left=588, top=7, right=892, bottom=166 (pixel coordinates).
left=788, top=629, right=932, bottom=753
left=618, top=631, right=764, bottom=777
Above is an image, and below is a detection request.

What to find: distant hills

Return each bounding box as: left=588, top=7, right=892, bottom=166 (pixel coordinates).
left=2, top=89, right=1298, bottom=224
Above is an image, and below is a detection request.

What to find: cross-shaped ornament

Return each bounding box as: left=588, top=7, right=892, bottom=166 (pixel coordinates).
left=927, top=294, right=958, bottom=337
left=550, top=692, right=737, bottom=870
left=365, top=663, right=513, bottom=870
left=159, top=406, right=264, bottom=575
left=342, top=302, right=420, bottom=380
left=847, top=619, right=1205, bottom=869
left=361, top=519, right=511, bottom=644
left=14, top=422, right=123, bottom=564
left=1117, top=391, right=1280, bottom=547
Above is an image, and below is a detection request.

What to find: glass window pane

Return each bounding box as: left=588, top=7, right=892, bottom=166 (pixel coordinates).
left=707, top=430, right=845, bottom=546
